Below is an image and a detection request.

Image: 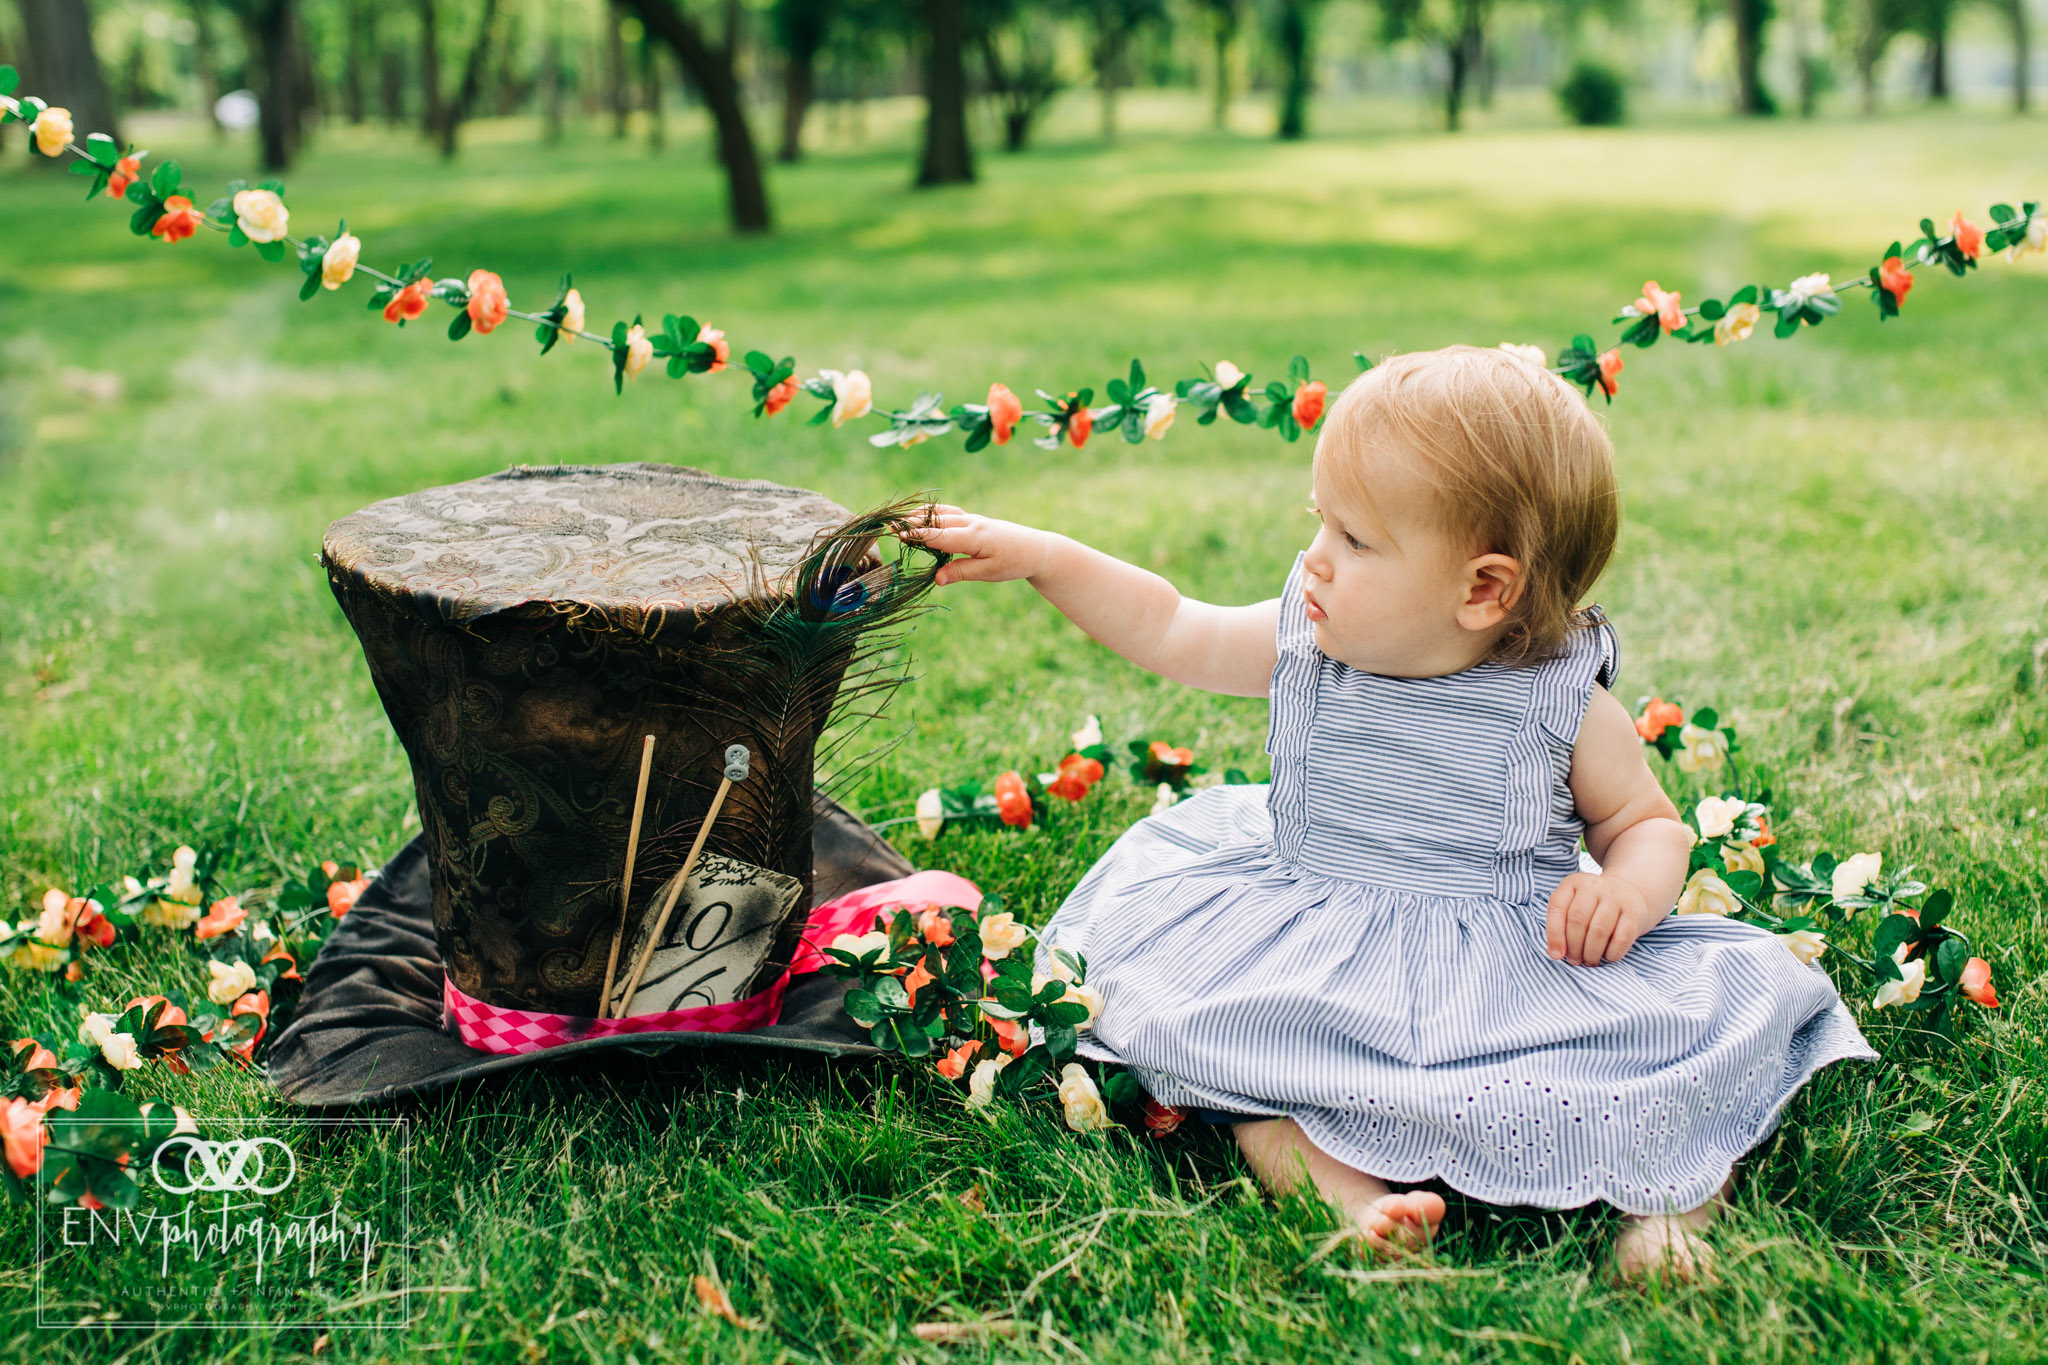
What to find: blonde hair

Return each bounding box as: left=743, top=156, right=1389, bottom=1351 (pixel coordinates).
left=1314, top=345, right=1618, bottom=665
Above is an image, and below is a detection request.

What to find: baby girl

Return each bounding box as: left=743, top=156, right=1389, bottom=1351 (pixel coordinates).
left=904, top=345, right=1873, bottom=1280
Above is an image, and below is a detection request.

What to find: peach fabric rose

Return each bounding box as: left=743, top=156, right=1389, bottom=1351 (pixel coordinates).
left=321, top=233, right=361, bottom=290
left=31, top=106, right=72, bottom=156
left=989, top=1016, right=1030, bottom=1056
left=152, top=195, right=202, bottom=243
left=622, top=323, right=653, bottom=379
left=1949, top=213, right=1984, bottom=262
left=108, top=154, right=142, bottom=199
left=261, top=938, right=301, bottom=982
left=987, top=383, right=1023, bottom=445
left=763, top=375, right=798, bottom=416
left=1878, top=255, right=1913, bottom=304
left=384, top=277, right=431, bottom=324
left=916, top=908, right=955, bottom=947
left=993, top=771, right=1032, bottom=829
left=195, top=896, right=245, bottom=941
left=977, top=911, right=1029, bottom=961
left=1714, top=302, right=1760, bottom=346
left=128, top=994, right=189, bottom=1028
left=1596, top=348, right=1623, bottom=397
left=1292, top=380, right=1327, bottom=430
left=698, top=324, right=729, bottom=372
left=12, top=1038, right=58, bottom=1072
left=830, top=369, right=872, bottom=427
left=231, top=188, right=290, bottom=243
left=1959, top=957, right=1998, bottom=1008
left=466, top=270, right=509, bottom=334
left=1633, top=281, right=1684, bottom=333
left=935, top=1039, right=982, bottom=1080
left=1141, top=393, right=1176, bottom=440
left=3, top=1097, right=46, bottom=1178
left=1635, top=698, right=1683, bottom=742
left=1047, top=752, right=1105, bottom=802
left=560, top=287, right=585, bottom=342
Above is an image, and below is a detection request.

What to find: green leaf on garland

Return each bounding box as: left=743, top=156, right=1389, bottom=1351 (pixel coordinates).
left=1933, top=936, right=1966, bottom=987
left=1353, top=351, right=1374, bottom=372
left=1288, top=354, right=1310, bottom=384
left=255, top=238, right=285, bottom=263
left=299, top=272, right=321, bottom=302
left=1127, top=358, right=1146, bottom=393
left=1697, top=298, right=1725, bottom=321
left=842, top=988, right=882, bottom=1027
left=448, top=310, right=473, bottom=341
left=1919, top=888, right=1952, bottom=930
left=0, top=66, right=16, bottom=97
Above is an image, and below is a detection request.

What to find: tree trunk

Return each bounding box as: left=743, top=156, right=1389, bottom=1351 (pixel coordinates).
left=187, top=0, right=224, bottom=137
left=542, top=4, right=564, bottom=142
left=917, top=0, right=973, bottom=185
left=418, top=0, right=444, bottom=138
left=2008, top=0, right=2031, bottom=113
left=617, top=0, right=773, bottom=232
left=343, top=1, right=369, bottom=123
left=1096, top=28, right=1119, bottom=140
left=380, top=39, right=405, bottom=125
left=1731, top=0, right=1773, bottom=115
left=244, top=0, right=304, bottom=170
left=15, top=0, right=121, bottom=153
left=606, top=1, right=630, bottom=137
left=438, top=0, right=502, bottom=157
left=779, top=41, right=814, bottom=162
left=1276, top=0, right=1309, bottom=139
left=641, top=36, right=665, bottom=151
left=1209, top=1, right=1236, bottom=130
left=1926, top=21, right=1951, bottom=99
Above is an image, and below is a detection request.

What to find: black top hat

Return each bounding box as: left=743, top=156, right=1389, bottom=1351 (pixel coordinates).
left=268, top=464, right=936, bottom=1106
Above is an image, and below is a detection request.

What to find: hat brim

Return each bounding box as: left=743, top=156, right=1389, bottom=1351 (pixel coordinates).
left=266, top=795, right=912, bottom=1107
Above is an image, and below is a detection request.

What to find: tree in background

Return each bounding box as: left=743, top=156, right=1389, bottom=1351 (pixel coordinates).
left=15, top=0, right=122, bottom=155
left=218, top=0, right=308, bottom=169
left=1994, top=0, right=2028, bottom=110
left=1272, top=0, right=1320, bottom=139
left=436, top=0, right=506, bottom=156
left=772, top=0, right=833, bottom=162
left=1900, top=0, right=1956, bottom=99
left=1199, top=0, right=1240, bottom=130
left=617, top=0, right=772, bottom=230
left=1071, top=0, right=1164, bottom=140
left=917, top=0, right=972, bottom=183
left=1729, top=0, right=1776, bottom=113
left=1827, top=0, right=1903, bottom=112
left=975, top=0, right=1062, bottom=152
left=1378, top=0, right=1492, bottom=131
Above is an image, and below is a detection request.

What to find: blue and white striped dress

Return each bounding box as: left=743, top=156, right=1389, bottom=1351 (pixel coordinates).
left=1045, top=554, right=1876, bottom=1215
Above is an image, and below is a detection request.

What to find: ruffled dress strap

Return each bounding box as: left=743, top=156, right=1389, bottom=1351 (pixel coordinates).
left=1495, top=606, right=1622, bottom=903
left=1264, top=553, right=1319, bottom=864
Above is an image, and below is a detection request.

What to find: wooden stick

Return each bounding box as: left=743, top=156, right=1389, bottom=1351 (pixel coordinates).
left=613, top=775, right=735, bottom=1019
left=597, top=735, right=657, bottom=1020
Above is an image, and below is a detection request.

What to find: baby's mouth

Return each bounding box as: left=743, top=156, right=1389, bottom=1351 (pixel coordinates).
left=1303, top=589, right=1328, bottom=623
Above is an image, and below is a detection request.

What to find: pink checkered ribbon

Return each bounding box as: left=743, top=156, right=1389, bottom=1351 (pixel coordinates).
left=443, top=869, right=985, bottom=1056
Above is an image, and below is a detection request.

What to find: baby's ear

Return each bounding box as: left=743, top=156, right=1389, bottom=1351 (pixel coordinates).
left=1457, top=553, right=1524, bottom=631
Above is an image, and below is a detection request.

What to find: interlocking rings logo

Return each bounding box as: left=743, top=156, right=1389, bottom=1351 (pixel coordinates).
left=152, top=1136, right=297, bottom=1195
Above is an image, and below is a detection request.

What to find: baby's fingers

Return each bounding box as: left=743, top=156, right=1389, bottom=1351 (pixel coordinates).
left=1544, top=886, right=1572, bottom=961
left=1577, top=898, right=1622, bottom=966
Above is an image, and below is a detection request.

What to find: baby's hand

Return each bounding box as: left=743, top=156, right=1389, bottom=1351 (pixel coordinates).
left=1545, top=873, right=1658, bottom=966
left=897, top=505, right=1056, bottom=587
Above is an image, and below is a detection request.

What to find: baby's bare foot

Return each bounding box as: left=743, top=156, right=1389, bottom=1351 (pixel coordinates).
left=1610, top=1214, right=1715, bottom=1284
left=1349, top=1190, right=1447, bottom=1259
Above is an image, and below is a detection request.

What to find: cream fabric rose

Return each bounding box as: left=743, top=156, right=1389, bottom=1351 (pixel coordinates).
left=139, top=1101, right=198, bottom=1135
left=1676, top=724, right=1729, bottom=774
left=1071, top=715, right=1103, bottom=751
left=1057, top=1064, right=1111, bottom=1132
left=1831, top=852, right=1883, bottom=904
left=1714, top=302, right=1760, bottom=346
left=37, top=890, right=75, bottom=947
left=1722, top=843, right=1765, bottom=877
left=2007, top=213, right=2047, bottom=261
left=98, top=1030, right=143, bottom=1071
left=978, top=912, right=1029, bottom=961
left=1873, top=945, right=1925, bottom=1009
left=965, top=1055, right=1011, bottom=1110
left=1150, top=783, right=1179, bottom=815
left=1778, top=929, right=1827, bottom=965
left=1785, top=272, right=1831, bottom=307
left=31, top=106, right=73, bottom=156
left=141, top=898, right=201, bottom=930
left=1141, top=393, right=1176, bottom=440
left=321, top=232, right=361, bottom=289
left=79, top=1012, right=118, bottom=1047
left=560, top=287, right=585, bottom=342
left=1674, top=868, right=1739, bottom=917
left=1694, top=796, right=1745, bottom=840
left=232, top=188, right=290, bottom=243
left=622, top=324, right=653, bottom=380
left=164, top=846, right=203, bottom=905
left=1214, top=361, right=1244, bottom=388
left=207, top=958, right=258, bottom=1006
left=830, top=930, right=891, bottom=961
left=830, top=369, right=873, bottom=427
left=1498, top=342, right=1549, bottom=367
left=1042, top=944, right=1079, bottom=984
left=1063, top=983, right=1104, bottom=1029
left=914, top=788, right=945, bottom=839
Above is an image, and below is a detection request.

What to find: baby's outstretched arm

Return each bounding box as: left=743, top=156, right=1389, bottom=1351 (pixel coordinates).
left=1546, top=687, right=1694, bottom=966
left=902, top=505, right=1279, bottom=697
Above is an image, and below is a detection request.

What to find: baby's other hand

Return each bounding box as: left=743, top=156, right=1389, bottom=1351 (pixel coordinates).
left=897, top=505, right=1056, bottom=587
left=1545, top=873, right=1656, bottom=966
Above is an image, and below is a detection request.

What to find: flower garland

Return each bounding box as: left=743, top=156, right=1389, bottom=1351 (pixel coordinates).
left=5, top=66, right=2042, bottom=448
left=2, top=847, right=365, bottom=1209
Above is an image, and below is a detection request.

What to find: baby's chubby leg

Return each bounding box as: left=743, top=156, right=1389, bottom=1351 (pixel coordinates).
left=1233, top=1117, right=1447, bottom=1257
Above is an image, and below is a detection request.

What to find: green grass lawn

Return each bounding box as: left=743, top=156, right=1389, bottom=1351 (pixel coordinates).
left=2, top=100, right=2046, bottom=1361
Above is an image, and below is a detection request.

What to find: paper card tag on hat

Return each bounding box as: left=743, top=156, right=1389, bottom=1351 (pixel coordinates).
left=608, top=853, right=802, bottom=1016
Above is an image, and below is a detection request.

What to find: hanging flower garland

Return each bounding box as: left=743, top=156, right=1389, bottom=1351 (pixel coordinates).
left=6, top=66, right=2042, bottom=446
left=2, top=848, right=365, bottom=1209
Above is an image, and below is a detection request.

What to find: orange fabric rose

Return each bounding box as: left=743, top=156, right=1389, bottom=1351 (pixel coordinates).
left=1596, top=348, right=1623, bottom=397
left=74, top=901, right=114, bottom=949
left=1148, top=741, right=1194, bottom=768
left=466, top=269, right=509, bottom=334
left=903, top=956, right=936, bottom=1007
left=3, top=1097, right=46, bottom=1179
left=763, top=376, right=798, bottom=416
left=196, top=896, right=246, bottom=941
left=1949, top=213, right=1984, bottom=262
left=1142, top=1098, right=1188, bottom=1136
left=987, top=383, right=1024, bottom=445
left=229, top=989, right=271, bottom=1061
left=935, top=1039, right=982, bottom=1080
left=151, top=194, right=202, bottom=243
left=384, top=277, right=431, bottom=324
left=11, top=1039, right=58, bottom=1072
left=108, top=154, right=142, bottom=200
left=1066, top=400, right=1092, bottom=449
left=327, top=876, right=370, bottom=917
left=698, top=325, right=729, bottom=373
left=1047, top=753, right=1105, bottom=802
left=1291, top=380, right=1327, bottom=431
left=916, top=908, right=956, bottom=947
left=1960, top=957, right=1998, bottom=1008
left=1750, top=813, right=1775, bottom=848
left=1635, top=697, right=1683, bottom=742
left=126, top=995, right=188, bottom=1029
left=993, top=771, right=1033, bottom=829
left=1635, top=280, right=1685, bottom=333
left=990, top=1017, right=1030, bottom=1056
left=1878, top=255, right=1913, bottom=304
left=261, top=939, right=302, bottom=982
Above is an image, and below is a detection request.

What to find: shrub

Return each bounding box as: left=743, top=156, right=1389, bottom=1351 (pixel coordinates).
left=1558, top=61, right=1628, bottom=127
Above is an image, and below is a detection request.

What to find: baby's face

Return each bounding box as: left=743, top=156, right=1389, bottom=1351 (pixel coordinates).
left=1302, top=445, right=1494, bottom=677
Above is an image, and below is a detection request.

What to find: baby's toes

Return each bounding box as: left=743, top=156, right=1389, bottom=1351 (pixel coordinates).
left=1356, top=1195, right=1436, bottom=1258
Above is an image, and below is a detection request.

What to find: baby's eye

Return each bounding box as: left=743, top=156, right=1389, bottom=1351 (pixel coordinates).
left=1343, top=532, right=1365, bottom=551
